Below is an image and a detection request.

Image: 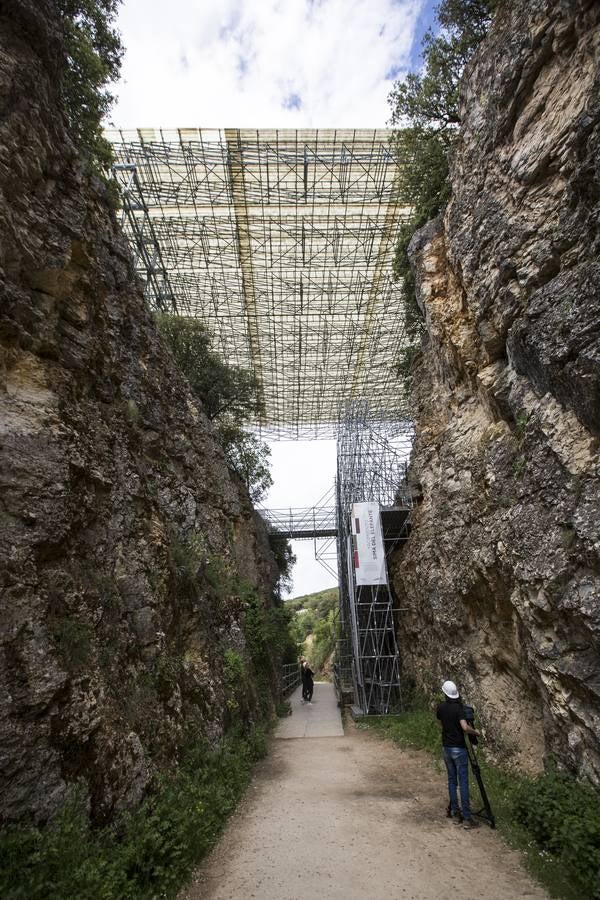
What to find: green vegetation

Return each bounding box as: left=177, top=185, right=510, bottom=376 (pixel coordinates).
left=268, top=533, right=296, bottom=599
left=242, top=585, right=297, bottom=688
left=359, top=705, right=600, bottom=900
left=168, top=529, right=207, bottom=596
left=223, top=649, right=246, bottom=713
left=51, top=617, right=94, bottom=668
left=0, top=727, right=267, bottom=900
left=287, top=587, right=339, bottom=621
left=57, top=1, right=123, bottom=174
left=216, top=423, right=272, bottom=504
left=288, top=588, right=339, bottom=673
left=388, top=0, right=496, bottom=351
left=310, top=608, right=339, bottom=672
left=156, top=316, right=273, bottom=503
left=395, top=343, right=421, bottom=381
left=515, top=410, right=530, bottom=442
left=514, top=772, right=600, bottom=898
left=155, top=317, right=263, bottom=424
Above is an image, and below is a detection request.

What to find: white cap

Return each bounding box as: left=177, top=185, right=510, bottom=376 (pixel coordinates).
left=442, top=680, right=459, bottom=699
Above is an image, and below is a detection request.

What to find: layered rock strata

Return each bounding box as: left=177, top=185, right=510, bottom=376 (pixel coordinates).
left=392, top=0, right=600, bottom=780
left=0, top=0, right=279, bottom=824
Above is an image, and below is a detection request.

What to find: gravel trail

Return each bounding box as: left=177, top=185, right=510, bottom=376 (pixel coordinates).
left=180, top=683, right=546, bottom=900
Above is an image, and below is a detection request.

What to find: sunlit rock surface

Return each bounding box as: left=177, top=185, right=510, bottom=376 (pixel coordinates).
left=392, top=0, right=600, bottom=781
left=0, top=0, right=278, bottom=824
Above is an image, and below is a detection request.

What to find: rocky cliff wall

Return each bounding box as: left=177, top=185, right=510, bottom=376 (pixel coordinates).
left=392, top=0, right=600, bottom=781
left=0, top=0, right=280, bottom=825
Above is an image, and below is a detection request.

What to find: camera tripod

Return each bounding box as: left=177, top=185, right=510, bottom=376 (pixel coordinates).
left=465, top=734, right=496, bottom=828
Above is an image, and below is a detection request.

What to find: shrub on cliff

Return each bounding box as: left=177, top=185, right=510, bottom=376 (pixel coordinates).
left=388, top=0, right=496, bottom=337
left=268, top=532, right=297, bottom=598
left=57, top=0, right=123, bottom=172
left=155, top=316, right=263, bottom=423
left=156, top=315, right=273, bottom=503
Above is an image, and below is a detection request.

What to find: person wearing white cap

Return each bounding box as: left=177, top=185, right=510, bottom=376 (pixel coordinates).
left=436, top=680, right=480, bottom=829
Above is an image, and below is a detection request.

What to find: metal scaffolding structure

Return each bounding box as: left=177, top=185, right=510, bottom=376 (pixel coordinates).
left=106, top=128, right=413, bottom=438
left=259, top=486, right=338, bottom=579
left=259, top=505, right=336, bottom=540
left=106, top=129, right=416, bottom=710
left=336, top=402, right=412, bottom=714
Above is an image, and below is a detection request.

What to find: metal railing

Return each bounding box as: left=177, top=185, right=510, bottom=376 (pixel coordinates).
left=282, top=663, right=301, bottom=695
left=260, top=505, right=337, bottom=540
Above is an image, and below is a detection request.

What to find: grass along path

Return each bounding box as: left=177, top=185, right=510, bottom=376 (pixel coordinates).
left=358, top=711, right=600, bottom=899
left=179, top=707, right=547, bottom=900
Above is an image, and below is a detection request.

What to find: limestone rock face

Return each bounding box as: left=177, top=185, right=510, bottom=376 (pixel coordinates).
left=0, top=1, right=279, bottom=824
left=392, top=0, right=600, bottom=780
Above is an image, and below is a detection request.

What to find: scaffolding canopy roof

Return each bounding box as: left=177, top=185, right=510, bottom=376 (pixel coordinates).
left=106, top=128, right=412, bottom=438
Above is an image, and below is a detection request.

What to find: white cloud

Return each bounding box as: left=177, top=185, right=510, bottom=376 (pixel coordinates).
left=111, top=0, right=425, bottom=127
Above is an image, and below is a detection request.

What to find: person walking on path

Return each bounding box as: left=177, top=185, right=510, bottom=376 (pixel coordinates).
left=436, top=679, right=480, bottom=829
left=301, top=660, right=315, bottom=703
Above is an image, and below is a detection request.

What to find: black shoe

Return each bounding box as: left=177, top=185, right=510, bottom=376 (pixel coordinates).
left=452, top=813, right=463, bottom=825
left=463, top=818, right=479, bottom=829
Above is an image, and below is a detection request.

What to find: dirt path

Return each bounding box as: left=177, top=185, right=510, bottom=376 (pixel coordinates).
left=180, top=686, right=546, bottom=900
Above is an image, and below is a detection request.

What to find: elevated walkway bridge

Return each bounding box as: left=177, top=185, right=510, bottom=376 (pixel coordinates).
left=258, top=503, right=410, bottom=543
left=259, top=505, right=337, bottom=540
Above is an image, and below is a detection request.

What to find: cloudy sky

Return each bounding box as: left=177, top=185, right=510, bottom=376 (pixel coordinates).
left=112, top=0, right=436, bottom=596
left=112, top=0, right=437, bottom=127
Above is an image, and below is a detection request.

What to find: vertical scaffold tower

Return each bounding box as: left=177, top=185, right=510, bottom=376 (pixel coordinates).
left=336, top=402, right=413, bottom=714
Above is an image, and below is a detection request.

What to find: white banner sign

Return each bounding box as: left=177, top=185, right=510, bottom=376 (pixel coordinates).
left=351, top=502, right=387, bottom=586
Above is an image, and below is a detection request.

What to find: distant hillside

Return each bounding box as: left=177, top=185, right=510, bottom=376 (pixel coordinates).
left=287, top=588, right=338, bottom=673
left=287, top=587, right=338, bottom=618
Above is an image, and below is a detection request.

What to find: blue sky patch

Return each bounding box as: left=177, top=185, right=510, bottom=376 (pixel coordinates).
left=282, top=92, right=303, bottom=111
left=409, top=0, right=439, bottom=68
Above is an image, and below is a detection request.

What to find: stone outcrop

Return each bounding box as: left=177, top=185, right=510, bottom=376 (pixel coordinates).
left=0, top=1, right=280, bottom=824
left=392, top=0, right=600, bottom=780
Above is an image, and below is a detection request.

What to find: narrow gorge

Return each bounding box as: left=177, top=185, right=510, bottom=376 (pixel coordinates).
left=1, top=0, right=599, bottom=897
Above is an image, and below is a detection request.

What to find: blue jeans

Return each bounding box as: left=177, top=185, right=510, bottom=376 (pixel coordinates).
left=443, top=746, right=471, bottom=820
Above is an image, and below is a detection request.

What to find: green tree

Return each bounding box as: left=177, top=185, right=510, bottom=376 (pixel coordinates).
left=57, top=1, right=123, bottom=172
left=311, top=609, right=338, bottom=672
left=388, top=0, right=496, bottom=344
left=268, top=533, right=297, bottom=598
left=157, top=316, right=272, bottom=504
left=388, top=0, right=494, bottom=134
left=156, top=316, right=263, bottom=422
left=216, top=423, right=273, bottom=504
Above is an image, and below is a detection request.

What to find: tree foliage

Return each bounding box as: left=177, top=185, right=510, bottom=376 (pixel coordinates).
left=216, top=422, right=273, bottom=504
left=157, top=316, right=273, bottom=504
left=268, top=533, right=297, bottom=598
left=387, top=0, right=496, bottom=346
left=156, top=317, right=264, bottom=423
left=288, top=589, right=339, bottom=671
left=57, top=1, right=123, bottom=172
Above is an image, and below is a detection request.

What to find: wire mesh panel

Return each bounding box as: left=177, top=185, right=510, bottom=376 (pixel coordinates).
left=106, top=128, right=413, bottom=438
